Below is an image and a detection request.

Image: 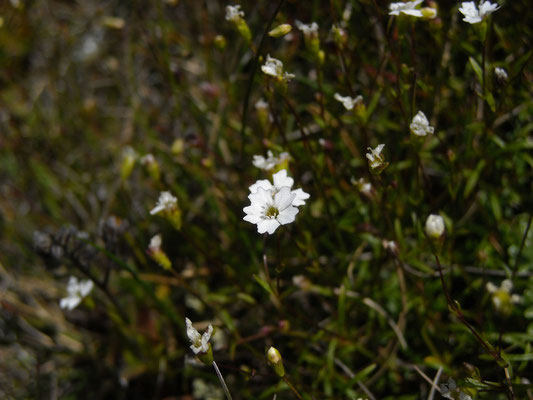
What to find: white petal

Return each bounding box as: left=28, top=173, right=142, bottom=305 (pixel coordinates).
left=186, top=318, right=201, bottom=343
left=402, top=9, right=423, bottom=17
left=274, top=187, right=296, bottom=211
left=272, top=169, right=294, bottom=189
left=248, top=187, right=274, bottom=206
left=60, top=296, right=81, bottom=311
left=249, top=179, right=273, bottom=193
left=79, top=280, right=94, bottom=297
left=243, top=212, right=262, bottom=224
left=257, top=219, right=280, bottom=234
left=277, top=206, right=299, bottom=225
left=291, top=188, right=310, bottom=206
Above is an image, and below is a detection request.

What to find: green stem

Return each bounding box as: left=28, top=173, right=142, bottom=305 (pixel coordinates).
left=213, top=361, right=233, bottom=400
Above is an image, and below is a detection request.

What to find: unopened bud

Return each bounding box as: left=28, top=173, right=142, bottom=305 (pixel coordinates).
left=425, top=214, right=445, bottom=240
left=267, top=347, right=285, bottom=377
left=120, top=147, right=136, bottom=180
left=269, top=24, right=292, bottom=38
left=214, top=35, right=227, bottom=50
left=421, top=7, right=438, bottom=19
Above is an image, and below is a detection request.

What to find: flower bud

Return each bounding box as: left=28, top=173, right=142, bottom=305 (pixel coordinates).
left=267, top=347, right=285, bottom=377
left=148, top=234, right=172, bottom=270
left=268, top=24, right=292, bottom=38
left=425, top=214, right=445, bottom=239
left=214, top=35, right=227, bottom=50
left=120, top=147, right=137, bottom=180
left=421, top=7, right=438, bottom=19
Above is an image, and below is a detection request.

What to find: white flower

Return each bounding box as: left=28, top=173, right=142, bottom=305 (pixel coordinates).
left=225, top=5, right=244, bottom=22
left=410, top=111, right=434, bottom=136
left=255, top=98, right=269, bottom=110
left=186, top=318, right=213, bottom=355
left=295, top=20, right=319, bottom=36
left=150, top=191, right=178, bottom=215
left=352, top=177, right=373, bottom=198
left=149, top=234, right=162, bottom=251
left=459, top=1, right=500, bottom=24
left=486, top=279, right=522, bottom=312
left=261, top=55, right=295, bottom=82
left=249, top=169, right=310, bottom=206
left=425, top=214, right=445, bottom=239
left=494, top=67, right=508, bottom=82
left=243, top=186, right=299, bottom=234
left=59, top=276, right=94, bottom=311
left=366, top=144, right=386, bottom=170
left=334, top=93, right=363, bottom=110
left=389, top=0, right=424, bottom=17
left=252, top=151, right=290, bottom=171
left=140, top=154, right=155, bottom=165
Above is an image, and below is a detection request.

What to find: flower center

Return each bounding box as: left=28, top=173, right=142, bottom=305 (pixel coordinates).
left=265, top=205, right=279, bottom=218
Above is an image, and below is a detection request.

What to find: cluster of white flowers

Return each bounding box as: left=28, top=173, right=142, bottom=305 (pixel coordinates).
left=261, top=55, right=295, bottom=82
left=459, top=1, right=500, bottom=24
left=295, top=20, right=319, bottom=37
left=252, top=151, right=290, bottom=171
left=243, top=169, right=309, bottom=234
left=334, top=93, right=363, bottom=111
left=59, top=276, right=94, bottom=311
left=186, top=318, right=213, bottom=355
left=225, top=5, right=244, bottom=22
left=494, top=67, right=508, bottom=82
left=150, top=191, right=178, bottom=215
left=410, top=111, right=434, bottom=137
left=389, top=0, right=424, bottom=17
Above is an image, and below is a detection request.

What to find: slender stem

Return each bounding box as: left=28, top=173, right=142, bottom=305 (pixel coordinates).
left=282, top=376, right=304, bottom=400
left=212, top=361, right=233, bottom=400
left=512, top=213, right=532, bottom=279
left=433, top=254, right=505, bottom=364
left=504, top=367, right=515, bottom=400
left=239, top=0, right=286, bottom=159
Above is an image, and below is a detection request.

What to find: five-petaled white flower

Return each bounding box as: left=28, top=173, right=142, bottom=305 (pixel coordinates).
left=60, top=276, right=94, bottom=311
left=486, top=279, right=521, bottom=313
left=334, top=93, right=363, bottom=111
left=295, top=20, right=319, bottom=37
left=459, top=1, right=500, bottom=24
left=225, top=5, right=244, bottom=22
left=244, top=170, right=309, bottom=234
left=425, top=214, right=445, bottom=239
left=261, top=55, right=295, bottom=82
left=249, top=169, right=310, bottom=206
left=410, top=111, right=434, bottom=136
left=252, top=151, right=290, bottom=171
left=150, top=191, right=178, bottom=215
left=186, top=318, right=213, bottom=355
left=366, top=144, right=387, bottom=170
left=389, top=0, right=424, bottom=17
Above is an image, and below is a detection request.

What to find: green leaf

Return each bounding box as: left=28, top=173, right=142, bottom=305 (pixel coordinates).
left=469, top=56, right=483, bottom=84
left=253, top=274, right=274, bottom=296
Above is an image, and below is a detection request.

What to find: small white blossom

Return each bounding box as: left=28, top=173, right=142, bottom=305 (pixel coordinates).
left=149, top=234, right=162, bottom=251
left=334, top=93, right=363, bottom=110
left=225, top=5, right=244, bottom=22
left=150, top=191, right=178, bottom=215
left=425, top=214, right=445, bottom=239
left=366, top=144, right=386, bottom=170
left=252, top=151, right=290, bottom=171
left=459, top=1, right=500, bottom=24
left=410, top=111, right=434, bottom=136
left=295, top=20, right=319, bottom=37
left=243, top=186, right=299, bottom=234
left=486, top=279, right=522, bottom=313
left=59, top=277, right=94, bottom=311
left=494, top=67, right=508, bottom=82
left=389, top=0, right=424, bottom=17
left=261, top=55, right=295, bottom=82
left=441, top=378, right=472, bottom=400
left=255, top=98, right=269, bottom=110
left=140, top=154, right=155, bottom=165
left=186, top=318, right=213, bottom=355
left=249, top=169, right=310, bottom=206
left=352, top=177, right=373, bottom=198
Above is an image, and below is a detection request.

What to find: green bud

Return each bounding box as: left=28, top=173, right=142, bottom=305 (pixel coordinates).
left=214, top=35, right=227, bottom=50
left=268, top=24, right=292, bottom=38
left=267, top=347, right=285, bottom=377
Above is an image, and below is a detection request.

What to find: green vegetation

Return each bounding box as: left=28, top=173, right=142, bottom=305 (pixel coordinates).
left=0, top=0, right=532, bottom=398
